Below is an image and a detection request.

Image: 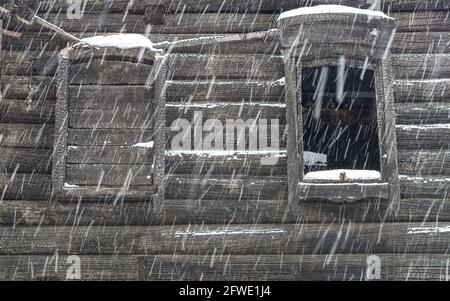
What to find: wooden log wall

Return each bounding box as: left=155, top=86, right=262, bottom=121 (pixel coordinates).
left=0, top=0, right=449, bottom=280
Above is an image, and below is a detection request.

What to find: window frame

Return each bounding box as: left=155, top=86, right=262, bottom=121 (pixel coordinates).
left=284, top=53, right=400, bottom=205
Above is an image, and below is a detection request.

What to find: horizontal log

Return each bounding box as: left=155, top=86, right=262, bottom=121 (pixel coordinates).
left=398, top=150, right=450, bottom=176
left=0, top=99, right=55, bottom=124
left=141, top=254, right=450, bottom=281
left=394, top=79, right=450, bottom=103
left=70, top=60, right=154, bottom=85
left=167, top=80, right=285, bottom=102
left=1, top=254, right=449, bottom=281
left=393, top=31, right=450, bottom=54
left=395, top=102, right=450, bottom=124
left=0, top=173, right=52, bottom=200
left=168, top=54, right=284, bottom=80
left=0, top=123, right=53, bottom=148
left=0, top=76, right=56, bottom=100
left=396, top=124, right=450, bottom=150
left=400, top=175, right=450, bottom=198
left=393, top=11, right=450, bottom=32
left=0, top=147, right=51, bottom=174
left=69, top=86, right=153, bottom=109
left=1, top=50, right=59, bottom=76
left=66, top=164, right=153, bottom=186
left=26, top=0, right=450, bottom=14
left=2, top=196, right=450, bottom=227
left=392, top=54, right=450, bottom=79
left=67, top=129, right=154, bottom=146
left=0, top=255, right=138, bottom=281
left=69, top=108, right=155, bottom=129
left=167, top=151, right=287, bottom=177
left=0, top=222, right=450, bottom=255
left=298, top=183, right=389, bottom=203
left=67, top=146, right=153, bottom=164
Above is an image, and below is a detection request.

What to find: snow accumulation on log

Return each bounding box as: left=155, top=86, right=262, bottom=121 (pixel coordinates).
left=278, top=5, right=394, bottom=21
left=77, top=34, right=163, bottom=52
left=304, top=169, right=381, bottom=181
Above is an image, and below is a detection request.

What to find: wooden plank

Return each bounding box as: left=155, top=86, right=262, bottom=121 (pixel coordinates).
left=70, top=60, right=154, bottom=85
left=0, top=254, right=448, bottom=281
left=0, top=99, right=55, bottom=124
left=0, top=255, right=139, bottom=281
left=0, top=173, right=52, bottom=200
left=2, top=197, right=450, bottom=227
left=167, top=80, right=285, bottom=102
left=393, top=11, right=450, bottom=32
left=396, top=124, right=450, bottom=150
left=395, top=102, right=450, bottom=124
left=67, top=146, right=153, bottom=164
left=140, top=254, right=450, bottom=281
left=69, top=86, right=153, bottom=109
left=298, top=183, right=389, bottom=203
left=168, top=54, right=284, bottom=80
left=398, top=150, right=450, bottom=176
left=0, top=76, right=57, bottom=100
left=0, top=222, right=450, bottom=255
left=167, top=152, right=287, bottom=176
left=0, top=123, right=53, bottom=148
left=400, top=175, right=450, bottom=198
left=67, top=129, right=154, bottom=146
left=1, top=50, right=59, bottom=76
left=69, top=108, right=154, bottom=129
left=66, top=164, right=153, bottom=186
left=166, top=102, right=286, bottom=126
left=393, top=32, right=450, bottom=54
left=392, top=54, right=450, bottom=79
left=0, top=147, right=51, bottom=174
left=394, top=79, right=450, bottom=103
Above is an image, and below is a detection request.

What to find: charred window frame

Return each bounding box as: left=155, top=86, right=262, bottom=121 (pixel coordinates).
left=279, top=12, right=401, bottom=206
left=53, top=47, right=166, bottom=204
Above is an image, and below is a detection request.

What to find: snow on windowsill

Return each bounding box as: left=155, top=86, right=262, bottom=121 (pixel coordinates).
left=304, top=169, right=381, bottom=182
left=278, top=5, right=394, bottom=21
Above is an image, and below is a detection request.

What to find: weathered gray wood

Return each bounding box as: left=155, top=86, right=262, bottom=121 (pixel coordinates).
left=299, top=183, right=390, bottom=203
left=167, top=80, right=285, bottom=102
left=70, top=60, right=154, bottom=85
left=0, top=173, right=52, bottom=200
left=396, top=125, right=450, bottom=150
left=140, top=254, right=450, bottom=281
left=66, top=164, right=154, bottom=186
left=1, top=50, right=59, bottom=76
left=395, top=102, right=450, bottom=124
left=398, top=150, right=450, bottom=176
left=0, top=99, right=55, bottom=123
left=67, top=146, right=153, bottom=164
left=0, top=76, right=56, bottom=100
left=0, top=123, right=53, bottom=148
left=0, top=222, right=450, bottom=255
left=67, top=129, right=154, bottom=146
left=168, top=54, right=284, bottom=80
left=393, top=11, right=450, bottom=32
left=69, top=86, right=154, bottom=109
left=0, top=147, right=51, bottom=174
left=394, top=79, right=450, bottom=103
left=2, top=197, right=450, bottom=227
left=392, top=54, right=450, bottom=79
left=1, top=254, right=449, bottom=281
left=0, top=255, right=139, bottom=281
left=69, top=108, right=154, bottom=129
left=393, top=32, right=450, bottom=54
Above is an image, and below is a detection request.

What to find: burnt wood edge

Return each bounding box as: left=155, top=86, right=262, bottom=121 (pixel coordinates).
left=152, top=54, right=167, bottom=208
left=282, top=51, right=300, bottom=213
left=375, top=56, right=401, bottom=213
left=52, top=49, right=70, bottom=196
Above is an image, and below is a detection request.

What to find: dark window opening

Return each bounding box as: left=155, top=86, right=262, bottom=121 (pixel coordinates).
left=301, top=66, right=381, bottom=175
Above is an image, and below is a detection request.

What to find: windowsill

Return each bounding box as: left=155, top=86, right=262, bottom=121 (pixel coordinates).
left=298, top=182, right=389, bottom=203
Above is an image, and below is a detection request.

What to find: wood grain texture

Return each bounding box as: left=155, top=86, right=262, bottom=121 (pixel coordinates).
left=0, top=147, right=51, bottom=174
left=0, top=123, right=53, bottom=148
left=0, top=99, right=55, bottom=124
left=1, top=254, right=449, bottom=281
left=0, top=222, right=450, bottom=255
left=69, top=108, right=155, bottom=129
left=394, top=79, right=450, bottom=103
left=140, top=254, right=450, bottom=281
